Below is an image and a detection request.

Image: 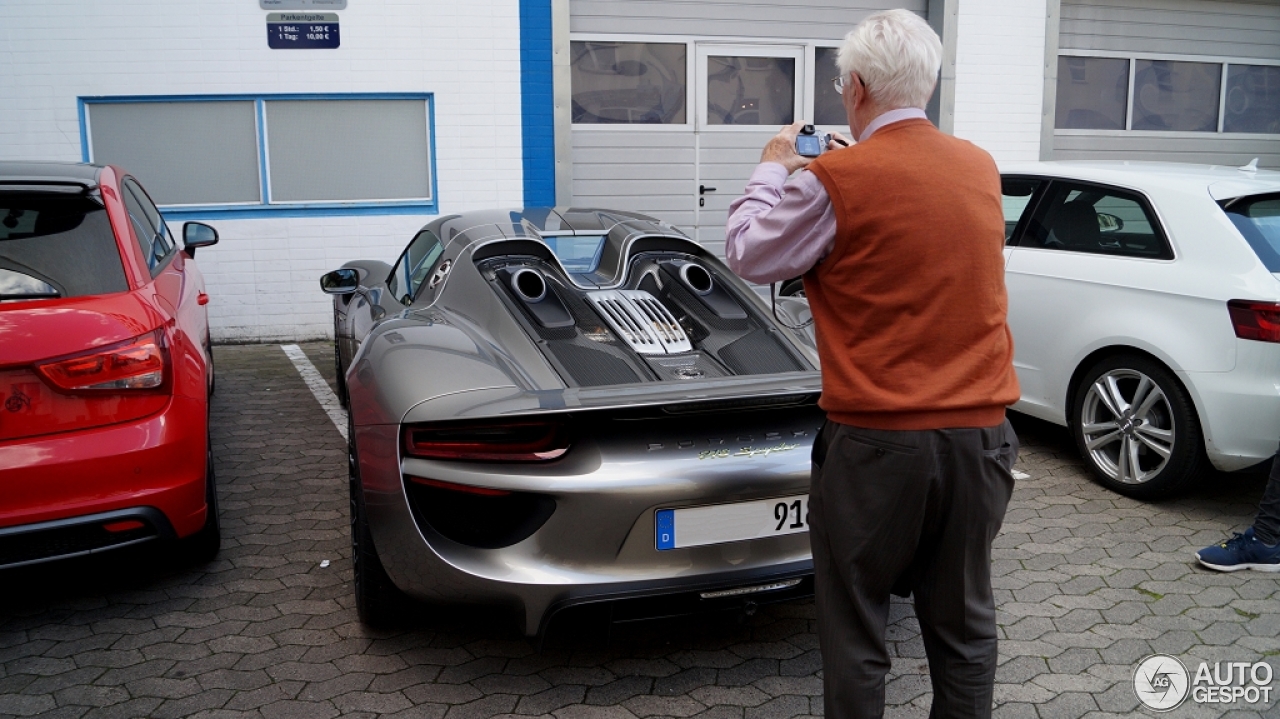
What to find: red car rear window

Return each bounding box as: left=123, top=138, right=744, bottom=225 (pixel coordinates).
left=0, top=193, right=129, bottom=301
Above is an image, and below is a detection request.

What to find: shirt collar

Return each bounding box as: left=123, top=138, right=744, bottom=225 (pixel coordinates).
left=858, top=107, right=929, bottom=142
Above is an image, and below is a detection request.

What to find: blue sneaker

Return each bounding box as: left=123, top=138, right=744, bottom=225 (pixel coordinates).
left=1196, top=527, right=1280, bottom=572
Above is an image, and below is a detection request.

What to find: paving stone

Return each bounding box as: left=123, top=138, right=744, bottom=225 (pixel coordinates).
left=0, top=343, right=1274, bottom=719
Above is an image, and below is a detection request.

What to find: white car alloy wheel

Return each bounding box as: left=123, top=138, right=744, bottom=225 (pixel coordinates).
left=1071, top=355, right=1206, bottom=499
left=1080, top=368, right=1174, bottom=484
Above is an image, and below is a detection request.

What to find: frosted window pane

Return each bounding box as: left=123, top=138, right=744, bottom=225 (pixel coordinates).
left=1056, top=56, right=1129, bottom=130
left=1224, top=65, right=1280, bottom=134
left=571, top=42, right=686, bottom=124
left=814, top=48, right=846, bottom=127
left=707, top=56, right=795, bottom=126
left=265, top=100, right=431, bottom=203
left=88, top=102, right=260, bottom=205
left=1132, top=60, right=1221, bottom=132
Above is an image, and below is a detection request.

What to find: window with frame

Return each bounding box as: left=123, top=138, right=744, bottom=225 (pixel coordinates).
left=1001, top=177, right=1043, bottom=243
left=570, top=42, right=687, bottom=124
left=121, top=177, right=177, bottom=274
left=387, top=230, right=444, bottom=305
left=84, top=95, right=435, bottom=213
left=1021, top=182, right=1172, bottom=260
left=1056, top=54, right=1280, bottom=136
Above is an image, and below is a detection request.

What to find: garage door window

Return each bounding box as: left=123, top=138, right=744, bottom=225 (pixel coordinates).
left=570, top=42, right=687, bottom=124
left=1023, top=182, right=1172, bottom=260
left=1057, top=53, right=1279, bottom=136
left=82, top=94, right=436, bottom=217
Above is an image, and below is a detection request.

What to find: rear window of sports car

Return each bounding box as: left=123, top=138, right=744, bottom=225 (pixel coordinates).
left=0, top=194, right=128, bottom=302
left=544, top=235, right=606, bottom=273
left=1222, top=194, right=1280, bottom=272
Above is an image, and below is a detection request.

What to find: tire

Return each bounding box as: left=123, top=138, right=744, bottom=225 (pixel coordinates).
left=1070, top=354, right=1207, bottom=499
left=334, top=337, right=348, bottom=409
left=182, top=442, right=222, bottom=563
left=205, top=332, right=216, bottom=397
left=349, top=418, right=408, bottom=627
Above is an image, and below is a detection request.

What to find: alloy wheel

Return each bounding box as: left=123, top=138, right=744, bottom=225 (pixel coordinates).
left=1079, top=368, right=1175, bottom=484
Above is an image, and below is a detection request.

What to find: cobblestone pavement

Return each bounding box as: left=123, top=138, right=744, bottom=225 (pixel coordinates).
left=1, top=342, right=1276, bottom=719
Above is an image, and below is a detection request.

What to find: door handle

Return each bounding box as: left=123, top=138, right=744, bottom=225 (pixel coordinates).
left=699, top=185, right=717, bottom=195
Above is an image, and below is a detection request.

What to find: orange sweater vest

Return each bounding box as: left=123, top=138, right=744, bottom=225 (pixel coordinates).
left=804, top=119, right=1020, bottom=430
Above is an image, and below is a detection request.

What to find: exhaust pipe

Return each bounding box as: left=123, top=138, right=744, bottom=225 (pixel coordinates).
left=679, top=263, right=714, bottom=296
left=511, top=268, right=548, bottom=303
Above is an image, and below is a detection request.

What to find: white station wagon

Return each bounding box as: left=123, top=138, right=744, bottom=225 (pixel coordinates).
left=998, top=161, right=1280, bottom=498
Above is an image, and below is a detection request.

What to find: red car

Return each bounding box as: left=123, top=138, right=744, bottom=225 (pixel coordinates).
left=0, top=161, right=220, bottom=568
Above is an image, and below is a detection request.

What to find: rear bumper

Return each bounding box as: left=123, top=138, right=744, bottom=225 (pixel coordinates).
left=0, top=506, right=176, bottom=569
left=1184, top=339, right=1280, bottom=471
left=0, top=395, right=209, bottom=539
left=356, top=406, right=822, bottom=634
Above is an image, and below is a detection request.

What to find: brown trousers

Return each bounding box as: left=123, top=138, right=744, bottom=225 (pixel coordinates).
left=809, top=419, right=1017, bottom=719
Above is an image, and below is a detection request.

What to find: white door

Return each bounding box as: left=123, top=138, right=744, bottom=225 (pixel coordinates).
left=693, top=44, right=806, bottom=257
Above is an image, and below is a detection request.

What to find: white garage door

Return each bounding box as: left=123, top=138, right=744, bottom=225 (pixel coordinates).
left=569, top=1, right=925, bottom=260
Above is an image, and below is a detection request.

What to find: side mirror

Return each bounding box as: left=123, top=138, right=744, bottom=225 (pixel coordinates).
left=320, top=268, right=360, bottom=295
left=1097, top=212, right=1124, bottom=232
left=183, top=222, right=219, bottom=257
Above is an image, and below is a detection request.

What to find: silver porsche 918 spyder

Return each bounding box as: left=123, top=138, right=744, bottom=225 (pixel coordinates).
left=321, top=208, right=823, bottom=635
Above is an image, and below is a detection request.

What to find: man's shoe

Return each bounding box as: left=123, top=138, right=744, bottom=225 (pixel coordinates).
left=1196, top=527, right=1280, bottom=572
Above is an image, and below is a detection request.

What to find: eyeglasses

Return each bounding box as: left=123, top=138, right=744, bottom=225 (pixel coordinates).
left=832, top=74, right=861, bottom=95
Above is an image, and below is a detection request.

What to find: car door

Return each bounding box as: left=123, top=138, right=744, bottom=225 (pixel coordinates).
left=1003, top=179, right=1208, bottom=423
left=121, top=177, right=210, bottom=387
left=344, top=229, right=445, bottom=366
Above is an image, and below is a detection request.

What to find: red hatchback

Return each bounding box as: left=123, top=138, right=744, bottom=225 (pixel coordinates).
left=0, top=162, right=220, bottom=567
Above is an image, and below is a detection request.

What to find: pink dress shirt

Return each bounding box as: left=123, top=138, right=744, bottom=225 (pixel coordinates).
left=724, top=108, right=930, bottom=284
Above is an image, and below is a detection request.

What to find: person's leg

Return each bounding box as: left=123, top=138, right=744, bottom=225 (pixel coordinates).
left=911, top=420, right=1016, bottom=719
left=809, top=423, right=935, bottom=719
left=1196, top=447, right=1280, bottom=571
left=1251, top=450, right=1280, bottom=545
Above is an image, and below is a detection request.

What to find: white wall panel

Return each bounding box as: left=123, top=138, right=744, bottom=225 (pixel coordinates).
left=951, top=0, right=1049, bottom=162
left=0, top=0, right=525, bottom=342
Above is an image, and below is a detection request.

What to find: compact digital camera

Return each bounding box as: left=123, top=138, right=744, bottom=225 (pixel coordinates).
left=795, top=124, right=832, bottom=158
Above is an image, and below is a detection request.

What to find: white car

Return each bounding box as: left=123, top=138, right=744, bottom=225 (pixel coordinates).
left=999, top=161, right=1280, bottom=498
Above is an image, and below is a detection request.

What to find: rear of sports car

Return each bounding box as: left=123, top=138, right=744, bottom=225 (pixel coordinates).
left=345, top=225, right=825, bottom=634
left=0, top=166, right=215, bottom=568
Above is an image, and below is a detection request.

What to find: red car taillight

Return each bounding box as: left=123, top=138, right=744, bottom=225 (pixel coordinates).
left=401, top=420, right=570, bottom=462
left=1228, top=300, right=1280, bottom=343
left=0, top=330, right=172, bottom=442
left=35, top=330, right=168, bottom=391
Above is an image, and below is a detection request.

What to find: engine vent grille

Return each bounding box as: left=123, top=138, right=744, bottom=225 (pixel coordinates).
left=587, top=290, right=692, bottom=355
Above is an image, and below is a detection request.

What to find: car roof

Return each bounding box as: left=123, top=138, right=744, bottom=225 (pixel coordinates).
left=0, top=161, right=102, bottom=188
left=998, top=160, right=1280, bottom=201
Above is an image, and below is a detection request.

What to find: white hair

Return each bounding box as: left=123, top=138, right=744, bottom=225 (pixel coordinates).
left=836, top=9, right=942, bottom=110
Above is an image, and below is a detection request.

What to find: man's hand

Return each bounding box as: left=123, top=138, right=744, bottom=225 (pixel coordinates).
left=761, top=122, right=812, bottom=174
left=829, top=131, right=853, bottom=150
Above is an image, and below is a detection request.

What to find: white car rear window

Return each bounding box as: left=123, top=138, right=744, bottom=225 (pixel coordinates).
left=1223, top=195, right=1280, bottom=272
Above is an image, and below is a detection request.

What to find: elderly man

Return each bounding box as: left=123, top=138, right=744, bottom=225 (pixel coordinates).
left=725, top=10, right=1020, bottom=719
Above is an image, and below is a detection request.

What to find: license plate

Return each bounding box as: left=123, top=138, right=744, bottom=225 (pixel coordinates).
left=655, top=495, right=808, bottom=550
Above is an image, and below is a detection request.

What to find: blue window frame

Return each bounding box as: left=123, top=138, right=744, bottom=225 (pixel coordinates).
left=79, top=93, right=438, bottom=220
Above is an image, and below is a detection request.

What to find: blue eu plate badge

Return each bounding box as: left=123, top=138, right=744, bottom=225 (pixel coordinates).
left=656, top=509, right=676, bottom=550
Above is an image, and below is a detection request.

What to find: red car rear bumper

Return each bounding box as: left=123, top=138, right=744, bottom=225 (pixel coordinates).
left=0, top=394, right=208, bottom=540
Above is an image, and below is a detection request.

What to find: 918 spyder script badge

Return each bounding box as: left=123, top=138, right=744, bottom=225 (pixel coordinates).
left=699, top=442, right=800, bottom=460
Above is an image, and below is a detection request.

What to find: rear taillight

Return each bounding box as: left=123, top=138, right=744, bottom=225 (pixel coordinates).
left=35, top=330, right=169, bottom=392
left=402, top=420, right=570, bottom=462
left=1228, top=300, right=1280, bottom=343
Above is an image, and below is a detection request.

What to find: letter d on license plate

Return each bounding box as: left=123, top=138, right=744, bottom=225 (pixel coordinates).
left=656, top=495, right=808, bottom=550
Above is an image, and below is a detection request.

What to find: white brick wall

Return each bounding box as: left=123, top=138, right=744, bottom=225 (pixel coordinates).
left=0, top=0, right=525, bottom=342
left=951, top=0, right=1047, bottom=163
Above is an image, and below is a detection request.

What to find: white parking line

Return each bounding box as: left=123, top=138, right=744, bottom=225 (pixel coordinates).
left=281, top=344, right=348, bottom=442
left=1012, top=469, right=1030, bottom=480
